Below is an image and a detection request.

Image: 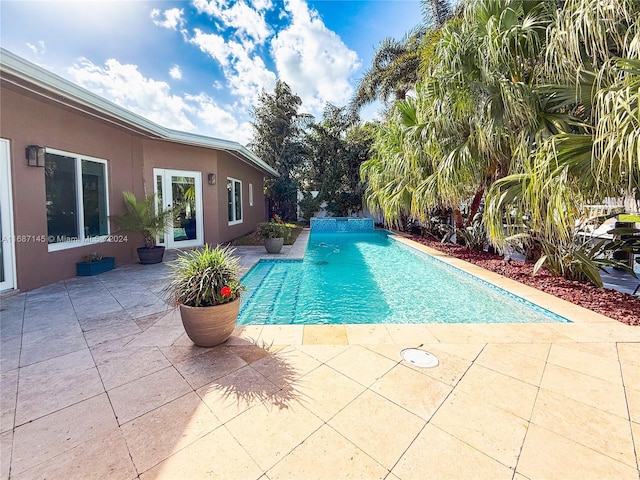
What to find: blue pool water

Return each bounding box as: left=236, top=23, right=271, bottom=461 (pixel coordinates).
left=238, top=231, right=570, bottom=325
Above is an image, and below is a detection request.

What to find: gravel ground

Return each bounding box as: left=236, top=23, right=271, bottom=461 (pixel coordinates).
left=411, top=236, right=640, bottom=326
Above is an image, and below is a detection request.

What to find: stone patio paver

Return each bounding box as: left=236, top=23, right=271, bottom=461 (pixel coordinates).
left=107, top=366, right=193, bottom=425
left=369, top=363, right=453, bottom=421
left=14, top=349, right=103, bottom=426
left=540, top=363, right=629, bottom=418
left=391, top=423, right=515, bottom=480
left=0, top=231, right=639, bottom=479
left=138, top=426, right=263, bottom=480
left=12, top=427, right=136, bottom=480
left=517, top=423, right=639, bottom=480
left=0, top=369, right=18, bottom=433
left=530, top=388, right=637, bottom=468
left=121, top=391, right=221, bottom=473
left=266, top=424, right=388, bottom=480
left=10, top=393, right=119, bottom=476
left=327, top=389, right=425, bottom=469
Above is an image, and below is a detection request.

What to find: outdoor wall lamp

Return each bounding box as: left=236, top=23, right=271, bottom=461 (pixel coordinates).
left=26, top=145, right=46, bottom=167
left=207, top=173, right=216, bottom=185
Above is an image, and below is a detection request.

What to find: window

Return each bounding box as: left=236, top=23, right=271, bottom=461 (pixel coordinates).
left=227, top=177, right=242, bottom=225
left=45, top=149, right=109, bottom=250
left=249, top=183, right=254, bottom=207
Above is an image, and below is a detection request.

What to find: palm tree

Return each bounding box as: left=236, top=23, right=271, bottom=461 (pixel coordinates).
left=349, top=27, right=427, bottom=115
left=349, top=1, right=454, bottom=116
left=482, top=0, right=640, bottom=284
left=422, top=0, right=453, bottom=28
left=383, top=0, right=556, bottom=227
left=361, top=0, right=639, bottom=285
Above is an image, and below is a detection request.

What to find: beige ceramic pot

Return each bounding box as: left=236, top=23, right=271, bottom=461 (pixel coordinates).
left=264, top=237, right=284, bottom=253
left=179, top=299, right=240, bottom=347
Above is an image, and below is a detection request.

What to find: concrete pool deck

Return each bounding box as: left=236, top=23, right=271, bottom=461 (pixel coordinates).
left=1, top=230, right=639, bottom=479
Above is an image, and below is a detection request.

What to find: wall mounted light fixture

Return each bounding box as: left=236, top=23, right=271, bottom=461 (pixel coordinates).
left=26, top=145, right=46, bottom=167
left=207, top=173, right=216, bottom=185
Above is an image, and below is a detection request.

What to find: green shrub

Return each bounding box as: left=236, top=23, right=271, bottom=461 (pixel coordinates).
left=256, top=214, right=290, bottom=240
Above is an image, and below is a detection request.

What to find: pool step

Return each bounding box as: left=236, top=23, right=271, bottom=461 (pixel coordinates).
left=239, top=262, right=274, bottom=315
left=272, top=269, right=300, bottom=322
left=240, top=266, right=293, bottom=323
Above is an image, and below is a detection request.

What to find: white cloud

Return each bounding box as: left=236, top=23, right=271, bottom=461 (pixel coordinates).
left=68, top=58, right=195, bottom=131
left=225, top=40, right=276, bottom=102
left=271, top=0, right=360, bottom=113
left=26, top=40, right=46, bottom=56
left=190, top=29, right=276, bottom=106
left=151, top=8, right=185, bottom=30
left=186, top=93, right=253, bottom=143
left=66, top=58, right=254, bottom=144
left=169, top=65, right=182, bottom=80
left=251, top=0, right=272, bottom=11
left=190, top=29, right=229, bottom=65
left=192, top=0, right=272, bottom=44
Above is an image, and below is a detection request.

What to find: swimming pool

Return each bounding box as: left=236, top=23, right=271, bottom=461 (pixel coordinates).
left=238, top=230, right=570, bottom=325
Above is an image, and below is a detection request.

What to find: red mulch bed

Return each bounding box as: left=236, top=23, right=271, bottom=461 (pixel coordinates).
left=411, top=236, right=640, bottom=326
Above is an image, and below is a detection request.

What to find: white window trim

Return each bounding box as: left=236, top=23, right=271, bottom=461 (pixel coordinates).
left=0, top=138, right=17, bottom=291
left=249, top=183, right=254, bottom=207
left=227, top=177, right=243, bottom=225
left=46, top=148, right=110, bottom=252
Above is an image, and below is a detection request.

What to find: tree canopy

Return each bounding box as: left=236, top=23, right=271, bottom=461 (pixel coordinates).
left=249, top=80, right=311, bottom=220
left=358, top=0, right=640, bottom=286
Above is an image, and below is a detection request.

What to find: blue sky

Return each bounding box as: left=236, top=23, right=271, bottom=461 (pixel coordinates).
left=1, top=0, right=422, bottom=144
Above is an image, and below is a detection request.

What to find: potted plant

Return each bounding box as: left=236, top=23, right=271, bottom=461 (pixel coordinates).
left=256, top=214, right=289, bottom=254
left=110, top=191, right=175, bottom=264
left=76, top=252, right=115, bottom=276
left=164, top=245, right=245, bottom=347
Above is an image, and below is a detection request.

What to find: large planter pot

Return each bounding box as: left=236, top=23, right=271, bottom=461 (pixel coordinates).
left=264, top=237, right=284, bottom=254
left=76, top=257, right=115, bottom=276
left=137, top=246, right=165, bottom=264
left=179, top=299, right=240, bottom=347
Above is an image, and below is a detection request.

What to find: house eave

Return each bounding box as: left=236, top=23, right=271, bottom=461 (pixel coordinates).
left=0, top=48, right=278, bottom=177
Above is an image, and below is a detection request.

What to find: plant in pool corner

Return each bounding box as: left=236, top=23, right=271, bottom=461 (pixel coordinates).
left=165, top=245, right=245, bottom=307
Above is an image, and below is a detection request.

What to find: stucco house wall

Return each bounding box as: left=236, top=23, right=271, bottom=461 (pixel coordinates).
left=0, top=48, right=276, bottom=292
left=0, top=84, right=144, bottom=290
left=217, top=151, right=267, bottom=244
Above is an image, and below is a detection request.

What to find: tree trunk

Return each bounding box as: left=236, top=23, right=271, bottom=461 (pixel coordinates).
left=452, top=207, right=464, bottom=230
left=466, top=188, right=485, bottom=227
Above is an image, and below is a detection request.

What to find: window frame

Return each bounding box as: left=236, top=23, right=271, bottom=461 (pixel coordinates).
left=46, top=148, right=110, bottom=252
left=249, top=183, right=254, bottom=207
left=227, top=177, right=243, bottom=225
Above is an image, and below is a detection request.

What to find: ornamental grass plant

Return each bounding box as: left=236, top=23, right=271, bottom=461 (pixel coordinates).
left=165, top=245, right=244, bottom=307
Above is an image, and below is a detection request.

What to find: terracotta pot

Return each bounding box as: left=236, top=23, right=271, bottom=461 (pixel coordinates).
left=264, top=237, right=284, bottom=254
left=178, top=299, right=240, bottom=347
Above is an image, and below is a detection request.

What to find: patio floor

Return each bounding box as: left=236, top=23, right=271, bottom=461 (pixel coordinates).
left=1, top=231, right=639, bottom=479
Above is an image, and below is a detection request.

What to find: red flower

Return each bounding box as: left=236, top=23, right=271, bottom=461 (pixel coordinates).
left=221, top=286, right=232, bottom=297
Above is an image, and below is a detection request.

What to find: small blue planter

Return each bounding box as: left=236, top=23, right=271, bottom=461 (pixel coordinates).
left=76, top=257, right=115, bottom=276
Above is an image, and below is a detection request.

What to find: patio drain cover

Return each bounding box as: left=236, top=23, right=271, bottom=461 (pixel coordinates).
left=400, top=348, right=439, bottom=368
